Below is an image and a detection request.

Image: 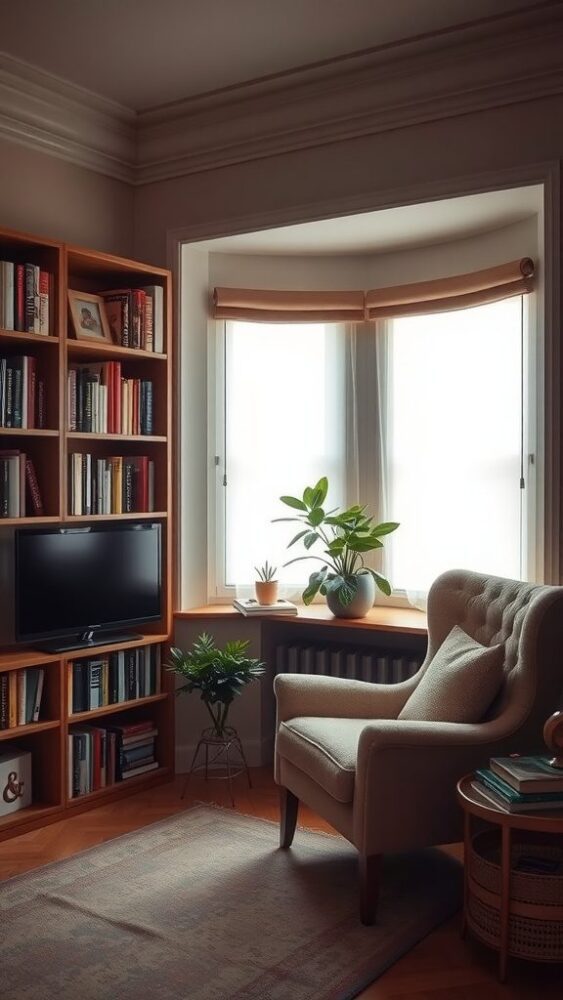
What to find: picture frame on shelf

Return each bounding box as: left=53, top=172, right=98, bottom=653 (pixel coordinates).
left=68, top=290, right=113, bottom=344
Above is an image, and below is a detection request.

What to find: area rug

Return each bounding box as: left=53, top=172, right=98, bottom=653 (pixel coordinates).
left=0, top=805, right=462, bottom=1000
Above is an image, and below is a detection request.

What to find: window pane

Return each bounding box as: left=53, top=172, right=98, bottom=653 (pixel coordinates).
left=386, top=298, right=523, bottom=593
left=224, top=321, right=345, bottom=587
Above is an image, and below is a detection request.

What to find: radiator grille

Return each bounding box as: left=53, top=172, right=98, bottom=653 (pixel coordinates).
left=275, top=642, right=422, bottom=683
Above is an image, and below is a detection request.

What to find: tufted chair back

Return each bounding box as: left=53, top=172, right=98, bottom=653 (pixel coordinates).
left=422, top=569, right=563, bottom=748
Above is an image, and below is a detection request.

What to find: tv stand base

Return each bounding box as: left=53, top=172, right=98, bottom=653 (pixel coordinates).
left=37, top=631, right=144, bottom=654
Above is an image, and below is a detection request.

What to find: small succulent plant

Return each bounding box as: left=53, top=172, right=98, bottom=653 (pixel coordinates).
left=254, top=560, right=277, bottom=582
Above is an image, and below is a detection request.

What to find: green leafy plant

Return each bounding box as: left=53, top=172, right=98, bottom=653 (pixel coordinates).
left=275, top=476, right=399, bottom=606
left=167, top=633, right=265, bottom=736
left=255, top=560, right=277, bottom=582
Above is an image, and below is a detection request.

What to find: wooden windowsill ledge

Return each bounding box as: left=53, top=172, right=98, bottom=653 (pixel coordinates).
left=174, top=604, right=427, bottom=635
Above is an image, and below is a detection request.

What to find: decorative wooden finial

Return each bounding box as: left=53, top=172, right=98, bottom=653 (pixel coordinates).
left=543, top=711, right=563, bottom=769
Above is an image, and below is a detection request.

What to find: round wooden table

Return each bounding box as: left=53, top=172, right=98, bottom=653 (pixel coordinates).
left=457, top=775, right=563, bottom=981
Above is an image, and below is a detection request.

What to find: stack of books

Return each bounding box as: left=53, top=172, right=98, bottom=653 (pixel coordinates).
left=101, top=286, right=164, bottom=353
left=0, top=667, right=45, bottom=729
left=69, top=645, right=161, bottom=714
left=69, top=720, right=159, bottom=797
left=233, top=597, right=298, bottom=616
left=1, top=355, right=47, bottom=429
left=0, top=451, right=43, bottom=518
left=0, top=260, right=53, bottom=334
left=68, top=453, right=155, bottom=515
left=67, top=363, right=153, bottom=435
left=473, top=755, right=563, bottom=812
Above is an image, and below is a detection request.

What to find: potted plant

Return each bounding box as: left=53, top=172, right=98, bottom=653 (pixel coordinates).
left=167, top=633, right=265, bottom=738
left=254, top=560, right=279, bottom=605
left=275, top=476, right=399, bottom=618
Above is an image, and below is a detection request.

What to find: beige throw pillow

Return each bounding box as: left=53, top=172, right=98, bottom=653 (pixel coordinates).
left=399, top=625, right=505, bottom=723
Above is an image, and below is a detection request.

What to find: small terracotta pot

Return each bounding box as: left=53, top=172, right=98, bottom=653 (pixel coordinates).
left=255, top=580, right=279, bottom=605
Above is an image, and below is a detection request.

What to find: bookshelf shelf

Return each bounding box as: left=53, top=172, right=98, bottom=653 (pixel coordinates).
left=64, top=511, right=168, bottom=523
left=67, top=340, right=167, bottom=362
left=67, top=432, right=167, bottom=443
left=0, top=225, right=174, bottom=842
left=0, top=803, right=61, bottom=834
left=69, top=692, right=168, bottom=723
left=0, top=516, right=61, bottom=527
left=0, top=719, right=60, bottom=741
left=65, top=766, right=171, bottom=809
left=0, top=428, right=58, bottom=437
left=0, top=329, right=59, bottom=346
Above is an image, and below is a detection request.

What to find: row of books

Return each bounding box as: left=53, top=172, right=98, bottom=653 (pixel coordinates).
left=275, top=644, right=422, bottom=683
left=0, top=355, right=47, bottom=429
left=69, top=645, right=161, bottom=714
left=0, top=261, right=53, bottom=335
left=0, top=452, right=43, bottom=518
left=68, top=364, right=153, bottom=435
left=69, top=453, right=155, bottom=515
left=69, top=720, right=159, bottom=797
left=0, top=668, right=45, bottom=729
left=102, top=286, right=164, bottom=353
left=473, top=755, right=563, bottom=813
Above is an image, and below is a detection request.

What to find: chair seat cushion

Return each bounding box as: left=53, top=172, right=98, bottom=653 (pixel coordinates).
left=399, top=624, right=505, bottom=723
left=276, top=716, right=367, bottom=803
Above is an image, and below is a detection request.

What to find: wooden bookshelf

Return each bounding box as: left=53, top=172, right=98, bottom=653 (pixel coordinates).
left=0, top=225, right=174, bottom=841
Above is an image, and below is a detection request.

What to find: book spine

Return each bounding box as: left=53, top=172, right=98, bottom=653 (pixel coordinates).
left=0, top=673, right=9, bottom=729
left=143, top=293, right=153, bottom=351
left=27, top=356, right=36, bottom=429
left=37, top=379, right=46, bottom=429
left=39, top=270, right=49, bottom=334
left=15, top=264, right=25, bottom=332
left=25, top=459, right=44, bottom=516
left=24, top=263, right=35, bottom=332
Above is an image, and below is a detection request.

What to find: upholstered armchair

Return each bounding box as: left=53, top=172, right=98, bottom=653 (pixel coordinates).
left=274, top=570, right=563, bottom=924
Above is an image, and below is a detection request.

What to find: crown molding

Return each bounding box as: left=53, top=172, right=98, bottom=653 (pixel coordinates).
left=0, top=53, right=136, bottom=182
left=1, top=7, right=563, bottom=186
left=136, top=9, right=563, bottom=184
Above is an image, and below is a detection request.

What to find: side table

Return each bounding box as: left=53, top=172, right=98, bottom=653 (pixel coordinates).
left=457, top=775, right=563, bottom=981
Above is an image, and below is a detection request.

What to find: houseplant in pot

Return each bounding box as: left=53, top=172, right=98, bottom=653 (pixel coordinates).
left=275, top=477, right=398, bottom=618
left=167, top=633, right=265, bottom=738
left=254, top=561, right=279, bottom=605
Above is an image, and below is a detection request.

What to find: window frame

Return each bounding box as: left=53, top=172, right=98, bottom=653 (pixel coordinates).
left=207, top=294, right=540, bottom=602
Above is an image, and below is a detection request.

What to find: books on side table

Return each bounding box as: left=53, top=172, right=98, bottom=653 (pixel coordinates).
left=233, top=598, right=298, bottom=617
left=472, top=755, right=563, bottom=813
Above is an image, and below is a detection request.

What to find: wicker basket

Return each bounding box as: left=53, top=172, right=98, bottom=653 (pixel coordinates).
left=468, top=829, right=563, bottom=962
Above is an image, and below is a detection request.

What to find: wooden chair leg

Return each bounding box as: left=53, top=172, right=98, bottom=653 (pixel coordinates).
left=359, top=853, right=382, bottom=925
left=279, top=787, right=299, bottom=848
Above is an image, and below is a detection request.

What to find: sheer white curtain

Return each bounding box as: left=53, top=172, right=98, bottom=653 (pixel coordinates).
left=382, top=297, right=525, bottom=602
left=220, top=320, right=346, bottom=597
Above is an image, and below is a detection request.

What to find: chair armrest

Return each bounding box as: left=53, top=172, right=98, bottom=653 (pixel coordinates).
left=353, top=718, right=515, bottom=854
left=274, top=673, right=416, bottom=725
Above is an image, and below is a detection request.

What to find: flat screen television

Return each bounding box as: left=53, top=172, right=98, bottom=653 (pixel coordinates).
left=15, top=522, right=162, bottom=652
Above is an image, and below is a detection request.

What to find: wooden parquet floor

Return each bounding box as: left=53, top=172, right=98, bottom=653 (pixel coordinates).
left=0, top=768, right=561, bottom=999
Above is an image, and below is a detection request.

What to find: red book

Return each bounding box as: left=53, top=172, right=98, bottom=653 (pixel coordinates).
left=119, top=720, right=155, bottom=736
left=15, top=264, right=25, bottom=332
left=25, top=458, right=44, bottom=515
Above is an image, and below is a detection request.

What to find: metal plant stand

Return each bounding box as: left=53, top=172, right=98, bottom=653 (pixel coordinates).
left=181, top=726, right=252, bottom=807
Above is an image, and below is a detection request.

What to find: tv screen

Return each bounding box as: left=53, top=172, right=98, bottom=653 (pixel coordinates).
left=15, top=522, right=162, bottom=643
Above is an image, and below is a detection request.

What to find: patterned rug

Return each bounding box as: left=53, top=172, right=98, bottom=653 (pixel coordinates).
left=0, top=805, right=462, bottom=1000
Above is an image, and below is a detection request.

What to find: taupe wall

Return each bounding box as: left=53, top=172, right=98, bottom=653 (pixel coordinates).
left=133, top=95, right=563, bottom=267
left=0, top=139, right=134, bottom=255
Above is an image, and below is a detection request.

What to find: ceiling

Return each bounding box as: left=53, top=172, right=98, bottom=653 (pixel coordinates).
left=0, top=0, right=549, bottom=111
left=194, top=186, right=543, bottom=257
